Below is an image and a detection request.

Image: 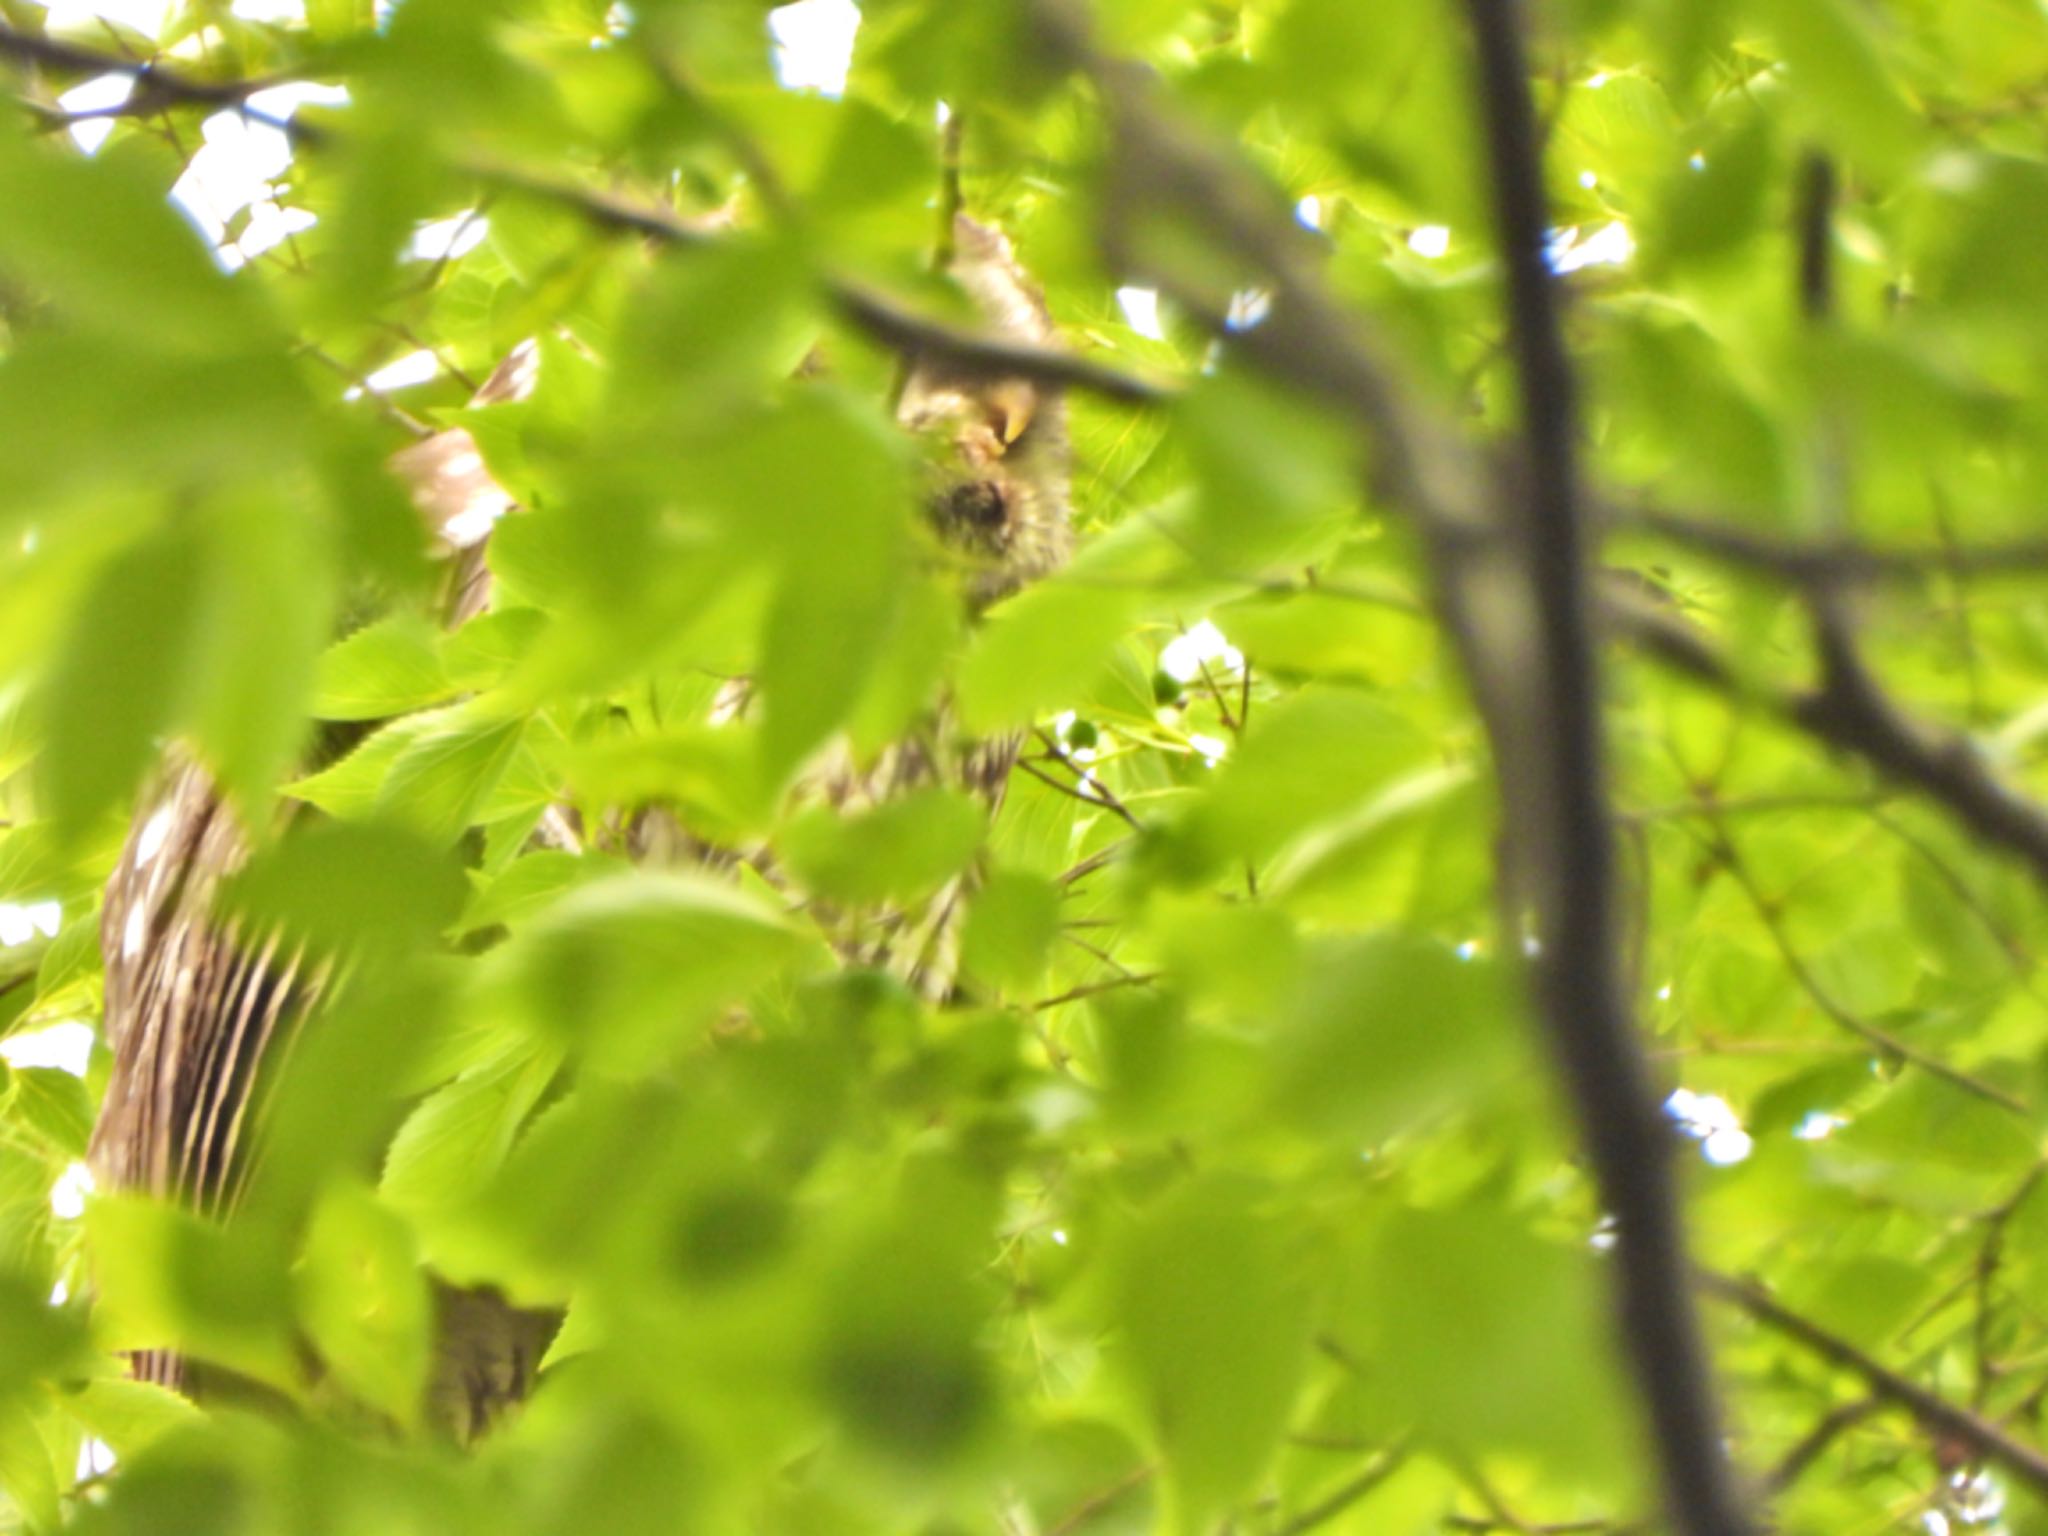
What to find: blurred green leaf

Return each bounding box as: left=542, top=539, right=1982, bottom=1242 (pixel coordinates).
left=778, top=787, right=985, bottom=908
left=1109, top=1174, right=1309, bottom=1529
left=1361, top=1205, right=1628, bottom=1468
left=314, top=614, right=454, bottom=721
left=40, top=527, right=204, bottom=838
left=296, top=1179, right=431, bottom=1427
left=484, top=872, right=804, bottom=1073
left=221, top=819, right=467, bottom=954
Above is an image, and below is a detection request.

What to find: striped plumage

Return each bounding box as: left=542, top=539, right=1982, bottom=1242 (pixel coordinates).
left=85, top=216, right=1069, bottom=1429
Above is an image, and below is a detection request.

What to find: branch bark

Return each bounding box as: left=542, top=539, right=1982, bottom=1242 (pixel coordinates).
left=1458, top=5, right=1751, bottom=1533
left=1607, top=584, right=2048, bottom=892
left=0, top=21, right=1174, bottom=409
left=1702, top=1269, right=2048, bottom=1500
left=1611, top=502, right=2048, bottom=585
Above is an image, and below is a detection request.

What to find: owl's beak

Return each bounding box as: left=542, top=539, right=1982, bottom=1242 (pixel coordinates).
left=989, top=381, right=1036, bottom=446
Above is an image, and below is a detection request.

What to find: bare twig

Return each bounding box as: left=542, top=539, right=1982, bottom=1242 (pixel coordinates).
left=0, top=23, right=310, bottom=132
left=0, top=21, right=1175, bottom=412
left=1043, top=1464, right=1153, bottom=1536
left=1797, top=151, right=1836, bottom=325
left=1975, top=1160, right=2048, bottom=1409
left=1606, top=586, right=2048, bottom=895
left=1031, top=728, right=1143, bottom=827
left=1610, top=503, right=2048, bottom=586
left=1014, top=757, right=1143, bottom=831
left=1700, top=826, right=2028, bottom=1115
left=1763, top=1395, right=1883, bottom=1494
left=1703, top=1270, right=2048, bottom=1499
left=1271, top=1439, right=1412, bottom=1536
left=1031, top=971, right=1159, bottom=1012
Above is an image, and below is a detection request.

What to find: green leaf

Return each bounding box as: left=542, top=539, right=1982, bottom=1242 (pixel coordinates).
left=1166, top=687, right=1426, bottom=875
left=381, top=1043, right=560, bottom=1224
left=220, top=820, right=468, bottom=954
left=0, top=338, right=311, bottom=522
left=1361, top=1205, right=1627, bottom=1468
left=297, top=1179, right=432, bottom=1427
left=314, top=613, right=454, bottom=721
left=960, top=868, right=1061, bottom=996
left=457, top=849, right=628, bottom=937
left=40, top=527, right=204, bottom=838
left=7, top=1069, right=91, bottom=1161
left=373, top=713, right=527, bottom=845
left=0, top=1401, right=58, bottom=1533
left=958, top=580, right=1141, bottom=736
left=85, top=1197, right=296, bottom=1389
left=54, top=1378, right=200, bottom=1459
left=188, top=487, right=332, bottom=817
left=778, top=787, right=986, bottom=908
left=1754, top=0, right=1920, bottom=174
left=0, top=135, right=269, bottom=350
left=484, top=872, right=805, bottom=1073
left=1272, top=934, right=1518, bottom=1143
left=0, top=1273, right=87, bottom=1398
left=1109, top=1174, right=1309, bottom=1529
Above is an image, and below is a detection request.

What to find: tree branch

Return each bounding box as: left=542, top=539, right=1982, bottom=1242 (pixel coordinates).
left=1762, top=1395, right=1882, bottom=1494
left=0, top=20, right=1174, bottom=410
left=1697, top=822, right=2026, bottom=1114
left=0, top=23, right=316, bottom=137
left=1702, top=1269, right=2048, bottom=1500
left=1606, top=584, right=2048, bottom=893
left=1014, top=5, right=1750, bottom=1530
left=1611, top=502, right=2048, bottom=585
left=1271, top=1440, right=1412, bottom=1536
left=1458, top=6, right=1750, bottom=1534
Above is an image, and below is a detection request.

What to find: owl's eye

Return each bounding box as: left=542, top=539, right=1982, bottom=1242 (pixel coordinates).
left=943, top=479, right=1008, bottom=532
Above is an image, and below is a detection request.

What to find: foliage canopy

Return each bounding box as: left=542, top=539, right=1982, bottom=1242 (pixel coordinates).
left=7, top=1, right=2048, bottom=1534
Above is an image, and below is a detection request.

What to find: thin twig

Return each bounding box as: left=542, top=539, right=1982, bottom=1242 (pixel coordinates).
left=1032, top=728, right=1143, bottom=827
left=1031, top=971, right=1159, bottom=1012
left=1043, top=1462, right=1153, bottom=1536
left=1014, top=757, right=1143, bottom=831
left=1611, top=503, right=2048, bottom=586
left=1975, top=1160, right=2047, bottom=1410
left=1763, top=1395, right=1883, bottom=1494
left=1606, top=585, right=2048, bottom=897
left=1271, top=1440, right=1413, bottom=1536
left=1700, top=825, right=2028, bottom=1115
left=1702, top=1269, right=2048, bottom=1500
left=0, top=24, right=308, bottom=131
left=0, top=21, right=1176, bottom=411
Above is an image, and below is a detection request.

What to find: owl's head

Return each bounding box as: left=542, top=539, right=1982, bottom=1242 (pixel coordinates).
left=897, top=217, right=1071, bottom=604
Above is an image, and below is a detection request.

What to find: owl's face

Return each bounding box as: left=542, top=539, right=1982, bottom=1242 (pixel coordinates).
left=896, top=216, right=1073, bottom=607
left=905, top=382, right=1070, bottom=604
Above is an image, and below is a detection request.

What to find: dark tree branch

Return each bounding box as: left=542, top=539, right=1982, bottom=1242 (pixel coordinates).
left=1023, top=0, right=1490, bottom=544
left=0, top=23, right=316, bottom=137
left=1612, top=503, right=2048, bottom=585
left=1763, top=1395, right=1882, bottom=1494
left=0, top=21, right=1175, bottom=410
left=1013, top=5, right=1750, bottom=1530
left=1606, top=585, right=2048, bottom=894
left=1702, top=1270, right=2048, bottom=1500
left=1459, top=7, right=1750, bottom=1535
left=1797, top=152, right=1836, bottom=325
left=831, top=278, right=1174, bottom=403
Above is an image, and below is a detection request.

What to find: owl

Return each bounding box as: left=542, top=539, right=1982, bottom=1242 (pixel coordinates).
left=85, top=216, right=1071, bottom=1436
